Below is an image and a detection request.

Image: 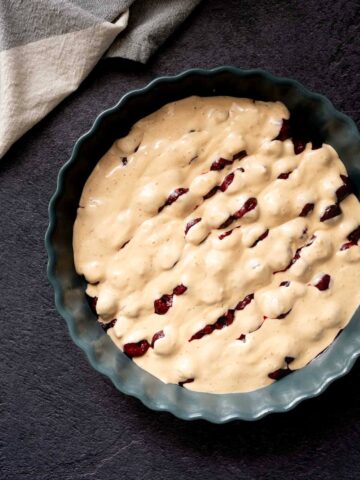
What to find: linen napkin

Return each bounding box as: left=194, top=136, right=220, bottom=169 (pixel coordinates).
left=0, top=0, right=201, bottom=158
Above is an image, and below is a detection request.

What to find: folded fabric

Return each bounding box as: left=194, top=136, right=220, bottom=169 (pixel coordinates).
left=0, top=0, right=201, bottom=159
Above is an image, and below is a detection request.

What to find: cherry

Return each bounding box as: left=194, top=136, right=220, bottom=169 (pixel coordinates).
left=189, top=324, right=214, bottom=341
left=299, top=203, right=314, bottom=217
left=251, top=229, right=269, bottom=247
left=274, top=119, right=291, bottom=141
left=151, top=330, right=165, bottom=348
left=232, top=150, right=247, bottom=161
left=293, top=139, right=306, bottom=154
left=220, top=172, right=235, bottom=192
left=185, top=217, right=201, bottom=234
left=210, top=158, right=233, bottom=171
left=340, top=241, right=356, bottom=251
left=173, top=284, right=187, bottom=295
left=123, top=340, right=150, bottom=358
left=165, top=188, right=189, bottom=206
left=99, top=318, right=117, bottom=332
left=190, top=309, right=236, bottom=341
left=154, top=285, right=187, bottom=315
left=178, top=378, right=194, bottom=387
left=277, top=172, right=292, bottom=180
left=219, top=216, right=235, bottom=229
left=336, top=175, right=352, bottom=203
left=215, top=310, right=235, bottom=329
left=219, top=229, right=234, bottom=240
left=347, top=225, right=360, bottom=244
left=268, top=368, right=291, bottom=380
left=314, top=274, right=331, bottom=291
left=274, top=235, right=316, bottom=273
left=203, top=186, right=219, bottom=199
left=154, top=294, right=173, bottom=315
left=159, top=188, right=189, bottom=212
left=320, top=204, right=342, bottom=222
left=236, top=293, right=254, bottom=311
left=234, top=197, right=257, bottom=219
left=210, top=151, right=247, bottom=171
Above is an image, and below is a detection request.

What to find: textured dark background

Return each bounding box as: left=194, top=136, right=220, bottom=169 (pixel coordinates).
left=1, top=0, right=360, bottom=479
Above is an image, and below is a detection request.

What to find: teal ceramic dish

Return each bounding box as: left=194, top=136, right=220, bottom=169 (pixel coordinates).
left=46, top=67, right=360, bottom=422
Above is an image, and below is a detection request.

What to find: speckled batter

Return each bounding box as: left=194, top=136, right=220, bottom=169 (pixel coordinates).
left=73, top=96, right=360, bottom=393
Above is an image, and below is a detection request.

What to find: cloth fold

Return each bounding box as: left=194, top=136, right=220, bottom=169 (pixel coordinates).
left=0, top=0, right=201, bottom=158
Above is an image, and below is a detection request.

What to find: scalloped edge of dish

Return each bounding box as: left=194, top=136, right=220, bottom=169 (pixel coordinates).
left=45, top=66, right=360, bottom=422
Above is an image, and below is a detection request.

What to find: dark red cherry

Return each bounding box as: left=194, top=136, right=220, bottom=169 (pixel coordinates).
left=234, top=197, right=257, bottom=219
left=178, top=378, right=194, bottom=387
left=215, top=310, right=235, bottom=329
left=274, top=235, right=316, bottom=274
left=154, top=294, right=173, bottom=315
left=274, top=119, right=291, bottom=141
left=314, top=274, right=331, bottom=291
left=185, top=218, right=201, bottom=234
left=219, top=216, right=235, bottom=229
left=236, top=293, right=254, bottom=311
left=232, top=150, right=247, bottom=161
left=340, top=241, right=356, bottom=251
left=159, top=188, right=189, bottom=212
left=268, top=368, right=291, bottom=380
left=251, top=229, right=269, bottom=247
left=220, top=172, right=235, bottom=192
left=277, top=172, right=292, bottom=180
left=173, top=284, right=187, bottom=296
left=320, top=204, right=342, bottom=222
left=124, top=340, right=150, bottom=358
left=336, top=175, right=352, bottom=203
left=219, top=229, right=233, bottom=240
left=166, top=188, right=189, bottom=206
left=189, top=324, right=214, bottom=341
left=203, top=186, right=219, bottom=199
left=347, top=225, right=360, bottom=244
left=210, top=157, right=232, bottom=171
left=293, top=139, right=306, bottom=154
left=99, top=318, right=117, bottom=332
left=285, top=356, right=295, bottom=364
left=299, top=203, right=314, bottom=217
left=151, top=330, right=165, bottom=348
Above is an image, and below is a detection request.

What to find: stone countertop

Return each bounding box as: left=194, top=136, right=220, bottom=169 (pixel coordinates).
left=1, top=0, right=359, bottom=478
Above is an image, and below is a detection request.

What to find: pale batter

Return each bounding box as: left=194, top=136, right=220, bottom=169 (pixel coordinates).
left=73, top=96, right=360, bottom=393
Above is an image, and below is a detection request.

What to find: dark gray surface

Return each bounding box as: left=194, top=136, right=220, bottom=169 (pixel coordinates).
left=1, top=0, right=359, bottom=479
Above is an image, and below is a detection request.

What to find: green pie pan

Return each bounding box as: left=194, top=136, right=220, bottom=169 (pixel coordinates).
left=45, top=67, right=360, bottom=422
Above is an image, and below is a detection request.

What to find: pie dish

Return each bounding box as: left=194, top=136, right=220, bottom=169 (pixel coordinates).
left=46, top=67, right=360, bottom=421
